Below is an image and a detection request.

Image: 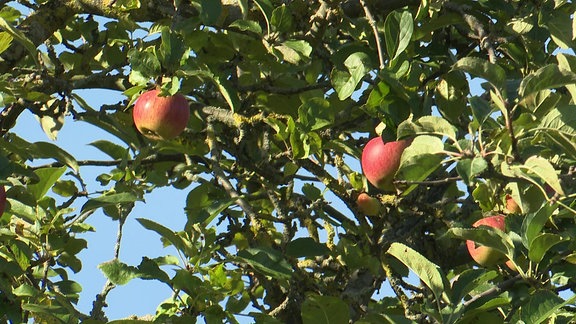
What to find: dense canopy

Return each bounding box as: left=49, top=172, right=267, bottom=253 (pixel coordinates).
left=1, top=0, right=576, bottom=323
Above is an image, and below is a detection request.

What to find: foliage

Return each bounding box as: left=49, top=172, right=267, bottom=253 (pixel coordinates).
left=1, top=0, right=576, bottom=323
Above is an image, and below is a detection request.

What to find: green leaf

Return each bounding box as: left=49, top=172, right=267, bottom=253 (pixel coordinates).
left=27, top=166, right=67, bottom=201
left=0, top=31, right=13, bottom=55
left=128, top=49, right=161, bottom=80
left=283, top=39, right=312, bottom=59
left=453, top=57, right=506, bottom=88
left=556, top=53, right=576, bottom=102
left=397, top=116, right=457, bottom=140
left=253, top=0, right=273, bottom=35
left=469, top=96, right=494, bottom=126
left=285, top=238, right=330, bottom=258
left=523, top=156, right=565, bottom=196
left=136, top=218, right=190, bottom=255
left=236, top=247, right=292, bottom=279
left=301, top=294, right=350, bottom=324
left=38, top=99, right=65, bottom=140
left=502, top=157, right=565, bottom=198
left=32, top=142, right=79, bottom=173
left=158, top=27, right=187, bottom=73
left=541, top=9, right=573, bottom=49
left=387, top=242, right=448, bottom=304
left=13, top=284, right=39, bottom=297
left=98, top=259, right=139, bottom=285
left=528, top=233, right=566, bottom=263
left=0, top=16, right=40, bottom=68
left=89, top=140, right=128, bottom=160
left=51, top=280, right=82, bottom=296
left=200, top=0, right=222, bottom=25
left=384, top=10, right=414, bottom=63
left=444, top=227, right=514, bottom=259
left=185, top=182, right=236, bottom=225
left=331, top=52, right=372, bottom=100
left=136, top=257, right=171, bottom=283
left=113, top=0, right=141, bottom=11
left=539, top=105, right=576, bottom=136
left=521, top=204, right=556, bottom=249
left=450, top=269, right=498, bottom=303
left=271, top=5, right=293, bottom=32
left=229, top=19, right=262, bottom=34
left=80, top=192, right=140, bottom=216
left=456, top=156, right=488, bottom=186
left=509, top=290, right=568, bottom=324
left=396, top=135, right=444, bottom=194
left=52, top=180, right=78, bottom=197
left=519, top=64, right=576, bottom=98
left=298, top=97, right=333, bottom=131
left=213, top=75, right=240, bottom=112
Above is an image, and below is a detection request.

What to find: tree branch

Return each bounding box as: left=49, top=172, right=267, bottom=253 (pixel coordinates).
left=359, top=0, right=385, bottom=69
left=463, top=274, right=522, bottom=307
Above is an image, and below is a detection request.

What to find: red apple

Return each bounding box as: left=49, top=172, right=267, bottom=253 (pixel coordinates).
left=505, top=194, right=521, bottom=214
left=0, top=186, right=5, bottom=215
left=361, top=137, right=411, bottom=192
left=132, top=89, right=190, bottom=140
left=466, top=215, right=507, bottom=267
left=356, top=193, right=381, bottom=216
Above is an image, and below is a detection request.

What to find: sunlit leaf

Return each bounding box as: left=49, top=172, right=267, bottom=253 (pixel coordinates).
left=384, top=10, right=414, bottom=63
left=387, top=242, right=449, bottom=304
left=509, top=290, right=570, bottom=324
left=331, top=52, right=372, bottom=100
left=453, top=57, right=506, bottom=88
left=32, top=142, right=79, bottom=173
left=519, top=64, right=576, bottom=97
left=528, top=233, right=566, bottom=263
left=397, top=116, right=457, bottom=140
left=27, top=166, right=67, bottom=201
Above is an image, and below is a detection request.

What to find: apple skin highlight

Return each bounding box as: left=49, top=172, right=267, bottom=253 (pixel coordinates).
left=133, top=89, right=190, bottom=140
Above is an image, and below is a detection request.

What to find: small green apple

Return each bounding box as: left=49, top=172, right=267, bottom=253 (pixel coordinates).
left=505, top=194, right=521, bottom=214
left=356, top=193, right=381, bottom=216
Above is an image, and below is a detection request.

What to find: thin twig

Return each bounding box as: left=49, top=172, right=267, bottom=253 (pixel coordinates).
left=206, top=122, right=263, bottom=230
left=394, top=176, right=462, bottom=186
left=89, top=203, right=131, bottom=320
left=359, top=0, right=385, bottom=69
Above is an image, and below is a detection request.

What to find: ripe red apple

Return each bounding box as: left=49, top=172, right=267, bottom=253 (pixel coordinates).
left=132, top=89, right=190, bottom=140
left=356, top=192, right=381, bottom=216
left=505, top=194, right=521, bottom=214
left=0, top=186, right=6, bottom=215
left=361, top=137, right=411, bottom=192
left=466, top=215, right=507, bottom=267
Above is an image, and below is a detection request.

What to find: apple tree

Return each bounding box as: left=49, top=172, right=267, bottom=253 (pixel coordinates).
left=1, top=0, right=576, bottom=322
